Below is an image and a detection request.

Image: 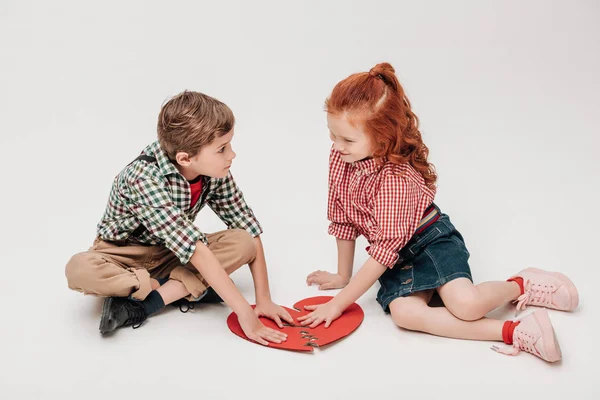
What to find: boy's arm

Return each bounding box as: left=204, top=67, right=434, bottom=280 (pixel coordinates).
left=190, top=241, right=254, bottom=314
left=190, top=241, right=288, bottom=345
left=248, top=236, right=272, bottom=303
left=208, top=173, right=293, bottom=325
left=247, top=236, right=295, bottom=327
left=207, top=171, right=262, bottom=237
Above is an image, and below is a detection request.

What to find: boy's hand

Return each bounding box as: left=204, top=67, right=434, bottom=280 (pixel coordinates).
left=254, top=300, right=295, bottom=328
left=237, top=311, right=288, bottom=346
left=306, top=270, right=349, bottom=290
left=297, top=301, right=343, bottom=328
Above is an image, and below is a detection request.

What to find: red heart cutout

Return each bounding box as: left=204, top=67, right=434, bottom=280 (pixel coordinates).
left=227, top=296, right=364, bottom=352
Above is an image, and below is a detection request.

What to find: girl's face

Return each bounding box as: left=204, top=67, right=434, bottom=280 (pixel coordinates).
left=327, top=113, right=373, bottom=163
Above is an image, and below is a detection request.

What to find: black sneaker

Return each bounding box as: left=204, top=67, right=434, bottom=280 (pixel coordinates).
left=99, top=297, right=148, bottom=334
left=171, top=287, right=223, bottom=313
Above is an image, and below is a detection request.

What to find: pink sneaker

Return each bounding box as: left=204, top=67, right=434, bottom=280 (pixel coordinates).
left=510, top=268, right=579, bottom=313
left=491, top=309, right=562, bottom=363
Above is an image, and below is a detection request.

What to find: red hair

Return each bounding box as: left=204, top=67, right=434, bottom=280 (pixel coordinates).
left=325, top=62, right=437, bottom=187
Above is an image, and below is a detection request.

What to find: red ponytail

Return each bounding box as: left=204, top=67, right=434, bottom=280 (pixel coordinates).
left=325, top=63, right=437, bottom=187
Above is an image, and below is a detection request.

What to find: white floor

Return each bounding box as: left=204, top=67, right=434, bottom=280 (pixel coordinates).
left=1, top=1, right=599, bottom=399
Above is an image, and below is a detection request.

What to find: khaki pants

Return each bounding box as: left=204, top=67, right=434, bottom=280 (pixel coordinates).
left=65, top=229, right=256, bottom=301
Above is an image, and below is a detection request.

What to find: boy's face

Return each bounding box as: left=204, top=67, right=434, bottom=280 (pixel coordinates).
left=176, top=129, right=236, bottom=180
left=327, top=113, right=373, bottom=163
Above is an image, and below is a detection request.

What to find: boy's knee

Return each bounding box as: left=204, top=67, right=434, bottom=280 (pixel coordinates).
left=65, top=252, right=93, bottom=288
left=230, top=229, right=256, bottom=263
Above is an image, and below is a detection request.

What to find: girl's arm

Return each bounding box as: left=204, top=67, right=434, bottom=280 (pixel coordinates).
left=307, top=146, right=361, bottom=290
left=337, top=238, right=356, bottom=282
left=298, top=256, right=387, bottom=328
left=333, top=256, right=386, bottom=310
left=306, top=238, right=356, bottom=289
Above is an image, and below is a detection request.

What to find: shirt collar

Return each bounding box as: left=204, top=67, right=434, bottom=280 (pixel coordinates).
left=146, top=141, right=182, bottom=177
left=351, top=156, right=382, bottom=176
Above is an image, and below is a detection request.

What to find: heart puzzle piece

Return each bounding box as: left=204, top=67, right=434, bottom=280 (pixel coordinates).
left=227, top=296, right=364, bottom=352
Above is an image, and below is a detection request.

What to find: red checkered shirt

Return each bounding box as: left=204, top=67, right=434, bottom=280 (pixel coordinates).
left=327, top=146, right=436, bottom=268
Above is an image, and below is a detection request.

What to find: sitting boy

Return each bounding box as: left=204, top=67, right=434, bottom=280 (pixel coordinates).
left=65, top=90, right=292, bottom=345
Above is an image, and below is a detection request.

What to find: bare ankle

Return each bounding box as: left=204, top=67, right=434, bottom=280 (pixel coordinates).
left=150, top=278, right=160, bottom=290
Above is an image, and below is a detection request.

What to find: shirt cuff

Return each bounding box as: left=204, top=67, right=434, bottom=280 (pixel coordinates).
left=164, top=218, right=208, bottom=265
left=328, top=222, right=359, bottom=241
left=367, top=244, right=399, bottom=268
left=228, top=214, right=263, bottom=238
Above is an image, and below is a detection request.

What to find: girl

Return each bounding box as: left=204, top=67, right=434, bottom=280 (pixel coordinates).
left=299, top=63, right=579, bottom=362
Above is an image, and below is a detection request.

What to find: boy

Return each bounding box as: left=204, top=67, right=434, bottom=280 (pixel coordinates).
left=66, top=90, right=292, bottom=345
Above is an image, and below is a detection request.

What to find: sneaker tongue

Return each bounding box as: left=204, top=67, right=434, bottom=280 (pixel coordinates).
left=532, top=289, right=552, bottom=305
left=125, top=302, right=147, bottom=325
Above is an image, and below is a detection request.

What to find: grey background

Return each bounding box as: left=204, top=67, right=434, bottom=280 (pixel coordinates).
left=1, top=0, right=599, bottom=399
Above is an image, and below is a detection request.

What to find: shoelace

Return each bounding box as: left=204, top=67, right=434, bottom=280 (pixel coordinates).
left=173, top=289, right=216, bottom=313
left=515, top=280, right=554, bottom=314
left=491, top=329, right=541, bottom=358
left=177, top=299, right=195, bottom=313
left=122, top=301, right=148, bottom=329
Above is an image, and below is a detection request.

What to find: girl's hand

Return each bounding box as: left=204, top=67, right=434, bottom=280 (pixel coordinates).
left=297, top=301, right=343, bottom=328
left=306, top=270, right=349, bottom=290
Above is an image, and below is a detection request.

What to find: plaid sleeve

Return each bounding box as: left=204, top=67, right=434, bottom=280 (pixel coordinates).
left=122, top=175, right=207, bottom=265
left=207, top=171, right=263, bottom=237
left=327, top=147, right=359, bottom=240
left=327, top=192, right=360, bottom=240
left=367, top=174, right=425, bottom=268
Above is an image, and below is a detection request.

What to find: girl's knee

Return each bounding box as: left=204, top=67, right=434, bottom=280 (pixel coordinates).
left=445, top=292, right=483, bottom=321
left=389, top=298, right=428, bottom=330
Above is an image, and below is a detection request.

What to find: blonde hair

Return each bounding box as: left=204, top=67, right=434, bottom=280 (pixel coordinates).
left=157, top=90, right=234, bottom=159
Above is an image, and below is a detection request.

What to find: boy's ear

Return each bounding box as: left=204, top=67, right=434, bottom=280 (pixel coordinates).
left=175, top=151, right=191, bottom=166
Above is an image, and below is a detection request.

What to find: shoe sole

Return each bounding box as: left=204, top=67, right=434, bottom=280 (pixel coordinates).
left=99, top=297, right=114, bottom=334
left=522, top=268, right=579, bottom=311
left=533, top=309, right=562, bottom=362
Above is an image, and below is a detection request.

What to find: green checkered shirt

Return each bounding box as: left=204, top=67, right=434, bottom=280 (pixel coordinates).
left=96, top=141, right=263, bottom=265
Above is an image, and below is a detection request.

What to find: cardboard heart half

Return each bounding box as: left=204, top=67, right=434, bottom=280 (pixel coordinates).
left=226, top=296, right=364, bottom=352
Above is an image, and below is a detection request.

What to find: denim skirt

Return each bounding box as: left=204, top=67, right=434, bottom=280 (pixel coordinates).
left=376, top=205, right=473, bottom=312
